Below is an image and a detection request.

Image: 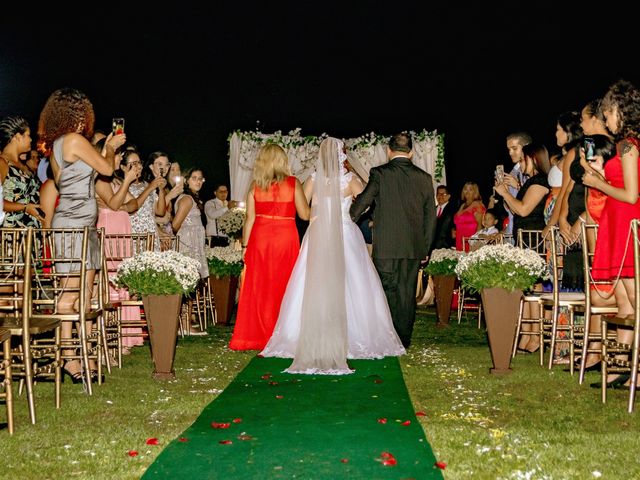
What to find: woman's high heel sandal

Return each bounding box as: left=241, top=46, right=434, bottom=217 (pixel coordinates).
left=62, top=367, right=84, bottom=384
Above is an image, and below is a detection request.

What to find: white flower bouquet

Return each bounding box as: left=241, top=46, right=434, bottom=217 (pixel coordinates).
left=115, top=250, right=200, bottom=296
left=424, top=248, right=465, bottom=276
left=454, top=243, right=548, bottom=293
left=216, top=207, right=246, bottom=239
left=206, top=246, right=243, bottom=278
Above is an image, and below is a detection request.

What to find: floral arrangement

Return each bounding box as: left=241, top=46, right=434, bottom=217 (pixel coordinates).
left=454, top=243, right=548, bottom=293
left=206, top=246, right=243, bottom=278
left=115, top=250, right=200, bottom=296
left=424, top=248, right=464, bottom=276
left=216, top=207, right=246, bottom=239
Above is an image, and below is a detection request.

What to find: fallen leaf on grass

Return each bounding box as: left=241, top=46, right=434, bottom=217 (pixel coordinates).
left=377, top=418, right=388, bottom=424
left=219, top=440, right=233, bottom=445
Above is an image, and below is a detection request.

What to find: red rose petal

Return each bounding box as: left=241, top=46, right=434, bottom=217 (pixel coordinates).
left=379, top=452, right=397, bottom=466
left=128, top=450, right=138, bottom=457
left=238, top=434, right=253, bottom=441
left=435, top=461, right=447, bottom=469
left=178, top=437, right=189, bottom=443
left=275, top=395, right=284, bottom=399
left=377, top=418, right=388, bottom=424
left=402, top=420, right=411, bottom=426
left=232, top=418, right=242, bottom=423
left=146, top=437, right=159, bottom=445
left=269, top=381, right=279, bottom=386
left=219, top=440, right=233, bottom=445
left=415, top=411, right=427, bottom=417
left=374, top=379, right=383, bottom=384
left=341, top=458, right=349, bottom=463
left=211, top=422, right=231, bottom=429
left=261, top=373, right=272, bottom=379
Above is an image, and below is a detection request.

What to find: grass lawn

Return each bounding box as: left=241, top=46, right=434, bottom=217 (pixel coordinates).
left=1, top=307, right=639, bottom=479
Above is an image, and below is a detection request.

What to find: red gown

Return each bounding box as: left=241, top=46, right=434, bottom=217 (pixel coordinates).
left=592, top=138, right=640, bottom=280
left=230, top=176, right=300, bottom=350
left=454, top=203, right=485, bottom=251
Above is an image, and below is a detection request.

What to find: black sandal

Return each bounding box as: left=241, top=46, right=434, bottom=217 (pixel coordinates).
left=63, top=367, right=84, bottom=384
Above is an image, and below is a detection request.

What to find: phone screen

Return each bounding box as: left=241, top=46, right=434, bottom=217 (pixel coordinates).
left=495, top=164, right=505, bottom=181
left=112, top=117, right=125, bottom=135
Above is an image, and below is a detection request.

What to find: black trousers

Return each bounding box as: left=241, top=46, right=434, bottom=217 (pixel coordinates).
left=373, top=258, right=421, bottom=348
left=211, top=236, right=230, bottom=247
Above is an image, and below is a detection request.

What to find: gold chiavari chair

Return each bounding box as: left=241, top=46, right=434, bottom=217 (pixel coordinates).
left=512, top=229, right=547, bottom=364
left=538, top=227, right=585, bottom=372
left=0, top=227, right=62, bottom=423
left=598, top=219, right=640, bottom=412
left=102, top=232, right=154, bottom=367
left=577, top=222, right=617, bottom=384
left=0, top=327, right=14, bottom=434
left=457, top=237, right=483, bottom=327
left=30, top=227, right=103, bottom=395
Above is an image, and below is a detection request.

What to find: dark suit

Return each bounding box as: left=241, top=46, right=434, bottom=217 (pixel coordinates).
left=350, top=156, right=436, bottom=347
left=431, top=201, right=456, bottom=252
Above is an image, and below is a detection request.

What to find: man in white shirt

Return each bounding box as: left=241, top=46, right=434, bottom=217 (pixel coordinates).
left=205, top=184, right=236, bottom=246
left=501, top=132, right=532, bottom=237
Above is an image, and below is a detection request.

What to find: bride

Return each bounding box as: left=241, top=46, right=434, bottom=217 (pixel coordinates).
left=261, top=137, right=405, bottom=374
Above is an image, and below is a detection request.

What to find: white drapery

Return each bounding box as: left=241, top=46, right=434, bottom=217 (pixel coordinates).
left=228, top=130, right=445, bottom=201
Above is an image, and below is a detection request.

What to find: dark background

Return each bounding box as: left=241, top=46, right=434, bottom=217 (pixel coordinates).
left=1, top=2, right=637, bottom=202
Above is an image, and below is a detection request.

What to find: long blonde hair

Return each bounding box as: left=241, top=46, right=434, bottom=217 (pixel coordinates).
left=253, top=143, right=291, bottom=190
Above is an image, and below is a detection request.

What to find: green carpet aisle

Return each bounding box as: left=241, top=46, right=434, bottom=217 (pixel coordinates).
left=142, top=356, right=444, bottom=479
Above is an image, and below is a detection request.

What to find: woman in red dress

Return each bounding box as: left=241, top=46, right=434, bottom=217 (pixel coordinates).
left=230, top=144, right=310, bottom=350
left=583, top=79, right=640, bottom=384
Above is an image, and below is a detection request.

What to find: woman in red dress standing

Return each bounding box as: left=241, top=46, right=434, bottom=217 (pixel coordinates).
left=230, top=144, right=310, bottom=350
left=583, top=79, right=640, bottom=385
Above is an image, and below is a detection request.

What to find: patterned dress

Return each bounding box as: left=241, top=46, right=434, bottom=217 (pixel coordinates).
left=129, top=181, right=160, bottom=251
left=175, top=194, right=208, bottom=279
left=2, top=163, right=41, bottom=227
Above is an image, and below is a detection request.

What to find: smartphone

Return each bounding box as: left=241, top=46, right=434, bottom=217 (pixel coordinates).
left=495, top=164, right=505, bottom=182
left=584, top=137, right=596, bottom=161
left=35, top=207, right=46, bottom=218
left=112, top=117, right=125, bottom=136
left=237, top=201, right=246, bottom=208
left=173, top=175, right=183, bottom=185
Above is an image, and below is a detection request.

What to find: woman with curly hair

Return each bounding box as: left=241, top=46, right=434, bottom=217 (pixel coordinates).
left=582, top=79, right=640, bottom=386
left=38, top=87, right=126, bottom=382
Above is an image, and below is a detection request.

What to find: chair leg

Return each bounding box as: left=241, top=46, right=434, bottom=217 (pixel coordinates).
left=579, top=309, right=592, bottom=385
left=3, top=337, right=14, bottom=434
left=512, top=298, right=525, bottom=358
left=55, top=327, right=62, bottom=410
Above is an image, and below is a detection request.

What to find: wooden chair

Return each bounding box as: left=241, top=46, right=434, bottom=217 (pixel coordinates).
left=29, top=227, right=103, bottom=395
left=457, top=237, right=482, bottom=327
left=538, top=226, right=585, bottom=372
left=512, top=229, right=547, bottom=364
left=598, top=219, right=640, bottom=412
left=102, top=232, right=154, bottom=367
left=0, top=227, right=62, bottom=423
left=0, top=327, right=14, bottom=434
left=577, top=223, right=617, bottom=384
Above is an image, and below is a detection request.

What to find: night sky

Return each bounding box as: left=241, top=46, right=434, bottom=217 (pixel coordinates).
left=1, top=3, right=638, bottom=201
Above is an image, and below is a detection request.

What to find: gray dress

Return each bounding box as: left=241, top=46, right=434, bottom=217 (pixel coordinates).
left=51, top=136, right=101, bottom=272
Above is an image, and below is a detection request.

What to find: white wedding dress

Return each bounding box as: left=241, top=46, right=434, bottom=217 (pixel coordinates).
left=261, top=170, right=406, bottom=369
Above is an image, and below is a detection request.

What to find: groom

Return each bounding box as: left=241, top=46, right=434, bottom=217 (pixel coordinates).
left=350, top=132, right=436, bottom=347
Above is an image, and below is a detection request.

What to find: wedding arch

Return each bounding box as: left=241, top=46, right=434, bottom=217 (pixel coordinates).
left=227, top=128, right=445, bottom=201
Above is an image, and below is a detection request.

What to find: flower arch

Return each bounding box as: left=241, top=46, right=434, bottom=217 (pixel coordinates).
left=228, top=128, right=445, bottom=201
